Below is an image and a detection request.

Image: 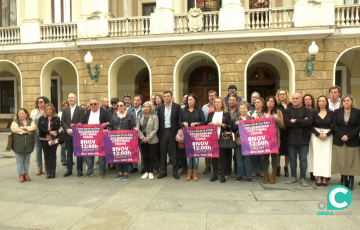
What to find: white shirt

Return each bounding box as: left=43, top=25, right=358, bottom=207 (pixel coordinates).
left=328, top=98, right=340, bottom=111
left=88, top=110, right=100, bottom=124
left=58, top=112, right=63, bottom=121
left=135, top=106, right=142, bottom=118
left=212, top=111, right=223, bottom=138
left=126, top=105, right=131, bottom=111
left=70, top=104, right=76, bottom=120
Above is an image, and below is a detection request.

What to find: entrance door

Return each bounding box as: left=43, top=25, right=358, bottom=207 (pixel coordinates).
left=188, top=66, right=219, bottom=107
left=51, top=79, right=59, bottom=112
left=247, top=66, right=276, bottom=100
left=139, top=71, right=150, bottom=102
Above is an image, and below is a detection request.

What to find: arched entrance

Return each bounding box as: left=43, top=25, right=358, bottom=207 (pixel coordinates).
left=333, top=46, right=360, bottom=102
left=108, top=55, right=151, bottom=102
left=0, top=60, right=22, bottom=120
left=247, top=65, right=276, bottom=100
left=40, top=58, right=79, bottom=112
left=173, top=51, right=221, bottom=104
left=188, top=66, right=219, bottom=107
left=245, top=49, right=295, bottom=100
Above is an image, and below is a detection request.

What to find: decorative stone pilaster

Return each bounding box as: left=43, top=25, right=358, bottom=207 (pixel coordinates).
left=294, top=0, right=335, bottom=27
left=219, top=0, right=245, bottom=31
left=150, top=0, right=175, bottom=34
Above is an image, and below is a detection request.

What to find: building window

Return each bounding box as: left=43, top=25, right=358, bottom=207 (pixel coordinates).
left=0, top=79, right=15, bottom=114
left=188, top=0, right=222, bottom=12
left=143, top=3, right=156, bottom=16
left=0, top=0, right=16, bottom=27
left=52, top=0, right=72, bottom=23
left=344, top=0, right=359, bottom=4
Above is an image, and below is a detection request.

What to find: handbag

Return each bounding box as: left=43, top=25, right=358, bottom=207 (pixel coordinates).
left=219, top=131, right=236, bottom=149
left=175, top=129, right=184, bottom=143
left=5, top=134, right=13, bottom=151
left=58, top=131, right=65, bottom=144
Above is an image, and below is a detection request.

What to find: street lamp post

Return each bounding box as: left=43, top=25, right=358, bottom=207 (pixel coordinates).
left=84, top=51, right=100, bottom=83
left=306, top=41, right=319, bottom=77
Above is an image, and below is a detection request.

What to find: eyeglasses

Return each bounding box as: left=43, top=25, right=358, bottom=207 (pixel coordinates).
left=38, top=101, right=44, bottom=104
left=90, top=103, right=97, bottom=106
left=111, top=102, right=117, bottom=105
left=279, top=93, right=286, bottom=96
left=118, top=105, right=124, bottom=107
left=229, top=89, right=236, bottom=92
left=124, top=94, right=130, bottom=97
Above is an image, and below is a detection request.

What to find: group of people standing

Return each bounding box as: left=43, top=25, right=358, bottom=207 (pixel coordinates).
left=10, top=85, right=360, bottom=190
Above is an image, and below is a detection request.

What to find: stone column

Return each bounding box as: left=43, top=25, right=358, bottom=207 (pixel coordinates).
left=282, top=0, right=293, bottom=7
left=78, top=0, right=110, bottom=38
left=20, top=0, right=41, bottom=43
left=219, top=0, right=245, bottom=31
left=173, top=0, right=186, bottom=14
left=294, top=0, right=334, bottom=27
left=150, top=0, right=174, bottom=34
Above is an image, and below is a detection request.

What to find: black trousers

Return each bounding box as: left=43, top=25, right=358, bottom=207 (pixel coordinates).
left=141, top=143, right=157, bottom=173
left=160, top=129, right=178, bottom=174
left=212, top=146, right=232, bottom=176
left=41, top=141, right=58, bottom=175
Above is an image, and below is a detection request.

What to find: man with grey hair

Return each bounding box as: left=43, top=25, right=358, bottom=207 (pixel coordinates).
left=249, top=91, right=260, bottom=111
left=82, top=98, right=110, bottom=178
left=284, top=93, right=313, bottom=187
left=202, top=90, right=217, bottom=174
left=128, top=94, right=145, bottom=173
left=62, top=93, right=85, bottom=177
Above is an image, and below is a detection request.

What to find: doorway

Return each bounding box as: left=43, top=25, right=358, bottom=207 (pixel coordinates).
left=247, top=66, right=276, bottom=100
left=139, top=70, right=150, bottom=102
left=188, top=66, right=219, bottom=107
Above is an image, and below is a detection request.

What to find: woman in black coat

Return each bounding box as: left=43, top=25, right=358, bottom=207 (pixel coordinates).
left=207, top=97, right=232, bottom=183
left=332, top=94, right=360, bottom=190
left=38, top=103, right=60, bottom=179
left=107, top=101, right=135, bottom=180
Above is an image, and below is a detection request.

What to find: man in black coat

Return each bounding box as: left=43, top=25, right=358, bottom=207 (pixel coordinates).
left=283, top=93, right=313, bottom=187
left=62, top=93, right=85, bottom=177
left=82, top=98, right=110, bottom=179
left=157, top=91, right=181, bottom=179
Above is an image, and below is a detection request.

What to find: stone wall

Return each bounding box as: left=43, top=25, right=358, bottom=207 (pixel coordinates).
left=1, top=38, right=360, bottom=111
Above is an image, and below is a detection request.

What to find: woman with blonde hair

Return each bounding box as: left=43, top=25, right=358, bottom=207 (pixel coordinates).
left=207, top=97, right=232, bottom=183
left=38, top=103, right=61, bottom=179
left=332, top=94, right=360, bottom=190
left=275, top=88, right=292, bottom=177
left=11, top=108, right=37, bottom=182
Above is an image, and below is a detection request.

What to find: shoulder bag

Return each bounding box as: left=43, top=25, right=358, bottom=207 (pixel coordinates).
left=219, top=131, right=236, bottom=149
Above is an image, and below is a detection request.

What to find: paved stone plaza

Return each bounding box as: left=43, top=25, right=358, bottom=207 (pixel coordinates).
left=0, top=133, right=359, bottom=230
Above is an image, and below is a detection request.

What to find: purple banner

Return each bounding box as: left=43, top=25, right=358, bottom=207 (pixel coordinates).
left=72, top=124, right=105, bottom=157
left=104, top=130, right=139, bottom=164
left=238, top=117, right=279, bottom=155
left=183, top=125, right=220, bottom=158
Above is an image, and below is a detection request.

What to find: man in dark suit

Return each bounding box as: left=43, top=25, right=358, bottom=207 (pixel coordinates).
left=157, top=91, right=181, bottom=179
left=62, top=93, right=85, bottom=177
left=82, top=98, right=110, bottom=178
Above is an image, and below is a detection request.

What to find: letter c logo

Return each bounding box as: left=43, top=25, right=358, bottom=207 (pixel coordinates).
left=327, top=185, right=352, bottom=210
left=329, top=188, right=348, bottom=208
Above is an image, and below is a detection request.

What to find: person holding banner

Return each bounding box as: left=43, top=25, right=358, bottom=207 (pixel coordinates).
left=248, top=97, right=265, bottom=178
left=232, top=101, right=254, bottom=183
left=82, top=98, right=110, bottom=179
left=108, top=100, right=135, bottom=180
left=179, top=94, right=206, bottom=181
left=136, top=101, right=159, bottom=180
left=309, top=95, right=333, bottom=187
left=207, top=97, right=232, bottom=183
left=38, top=103, right=61, bottom=179
left=259, top=96, right=284, bottom=184
left=332, top=94, right=360, bottom=191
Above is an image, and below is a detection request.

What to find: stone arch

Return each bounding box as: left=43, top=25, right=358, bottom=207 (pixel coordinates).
left=40, top=57, right=79, bottom=107
left=108, top=54, right=152, bottom=100
left=173, top=51, right=221, bottom=104
left=244, top=48, right=295, bottom=100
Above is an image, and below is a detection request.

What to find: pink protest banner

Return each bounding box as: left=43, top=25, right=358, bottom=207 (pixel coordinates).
left=72, top=124, right=105, bottom=157
left=183, top=125, right=219, bottom=158
left=238, top=117, right=279, bottom=155
left=104, top=130, right=139, bottom=164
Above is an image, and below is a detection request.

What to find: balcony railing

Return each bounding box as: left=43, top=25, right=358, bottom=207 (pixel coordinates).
left=335, top=4, right=360, bottom=27
left=0, top=27, right=20, bottom=44
left=40, top=23, right=77, bottom=42
left=245, top=7, right=294, bottom=30
left=174, top=11, right=219, bottom=33
left=108, top=17, right=150, bottom=37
